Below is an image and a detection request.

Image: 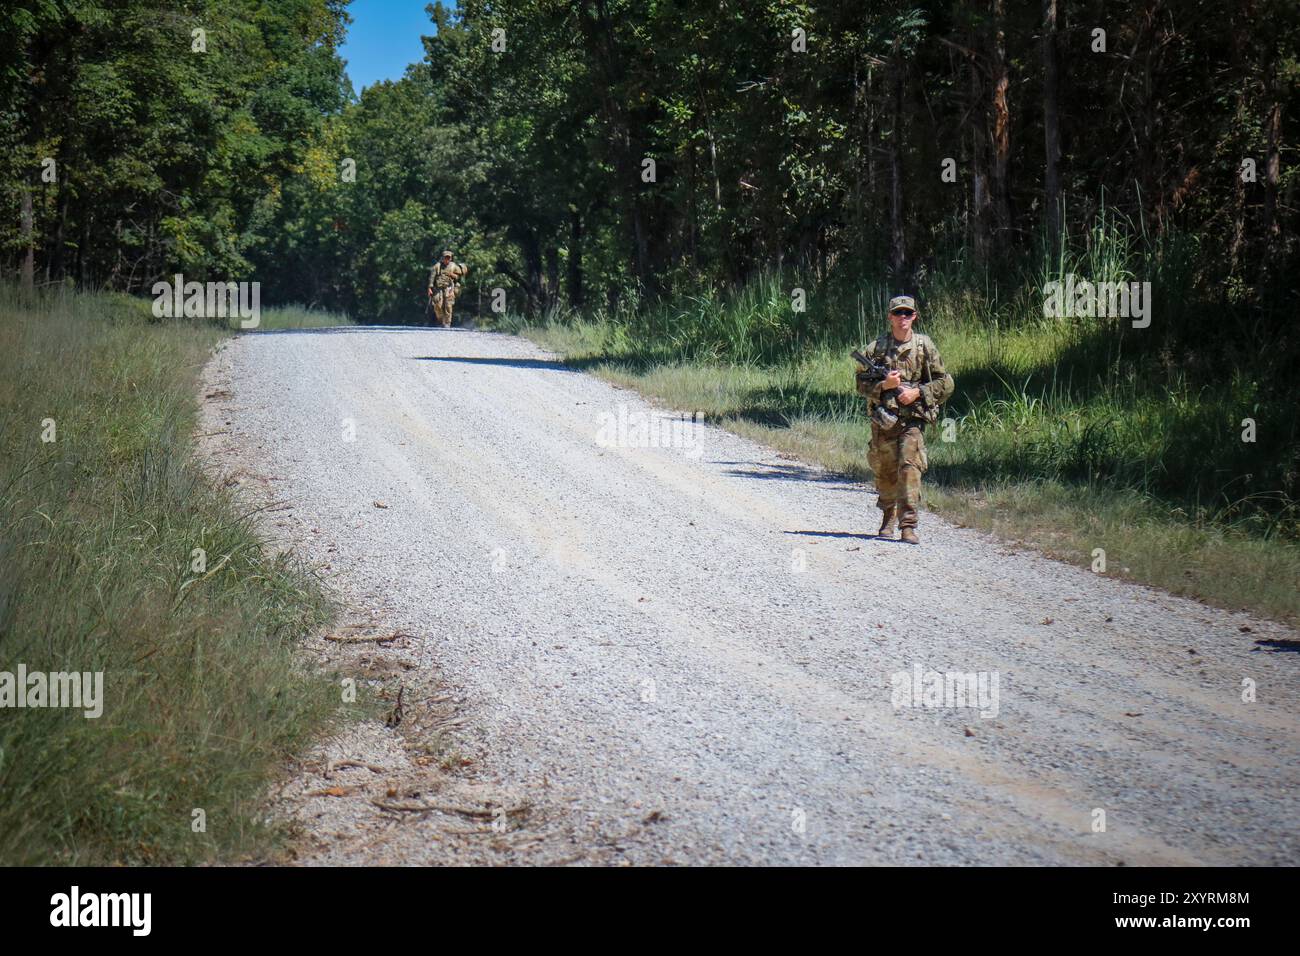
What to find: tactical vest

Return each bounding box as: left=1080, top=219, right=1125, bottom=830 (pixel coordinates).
left=432, top=263, right=459, bottom=290
left=869, top=334, right=941, bottom=427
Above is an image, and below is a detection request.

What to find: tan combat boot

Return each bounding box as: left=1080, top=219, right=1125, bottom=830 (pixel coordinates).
left=898, top=504, right=919, bottom=544
left=877, top=507, right=897, bottom=538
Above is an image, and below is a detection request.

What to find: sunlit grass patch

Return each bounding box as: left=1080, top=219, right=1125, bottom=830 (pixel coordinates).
left=251, top=304, right=353, bottom=331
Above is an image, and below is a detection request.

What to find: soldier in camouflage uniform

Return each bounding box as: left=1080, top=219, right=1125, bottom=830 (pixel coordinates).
left=427, top=249, right=468, bottom=328
left=855, top=295, right=955, bottom=544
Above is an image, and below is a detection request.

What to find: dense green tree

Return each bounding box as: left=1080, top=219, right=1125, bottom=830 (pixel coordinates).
left=0, top=0, right=350, bottom=292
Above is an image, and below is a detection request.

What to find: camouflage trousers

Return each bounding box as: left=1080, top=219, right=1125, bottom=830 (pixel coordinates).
left=868, top=422, right=929, bottom=527
left=431, top=289, right=457, bottom=327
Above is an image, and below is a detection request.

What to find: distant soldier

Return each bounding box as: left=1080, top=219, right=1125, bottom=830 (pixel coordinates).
left=855, top=295, right=955, bottom=545
left=427, top=250, right=468, bottom=327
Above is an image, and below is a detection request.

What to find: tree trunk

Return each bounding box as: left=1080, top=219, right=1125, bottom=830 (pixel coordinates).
left=20, top=185, right=35, bottom=292
left=990, top=0, right=1012, bottom=240
left=567, top=208, right=584, bottom=309
left=967, top=30, right=989, bottom=264
left=687, top=138, right=697, bottom=263
left=1041, top=0, right=1063, bottom=255
left=544, top=244, right=560, bottom=310
left=1228, top=4, right=1250, bottom=275
left=78, top=215, right=90, bottom=288
left=888, top=46, right=907, bottom=278
left=697, top=79, right=723, bottom=214
left=1141, top=1, right=1161, bottom=229
left=1261, top=44, right=1282, bottom=272
left=866, top=65, right=877, bottom=228
left=49, top=184, right=68, bottom=283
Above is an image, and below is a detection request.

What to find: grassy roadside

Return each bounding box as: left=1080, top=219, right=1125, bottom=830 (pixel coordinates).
left=510, top=311, right=1300, bottom=624
left=0, top=286, right=352, bottom=865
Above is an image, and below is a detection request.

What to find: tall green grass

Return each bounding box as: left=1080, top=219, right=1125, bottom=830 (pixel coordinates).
left=0, top=286, right=351, bottom=864
left=252, top=303, right=354, bottom=330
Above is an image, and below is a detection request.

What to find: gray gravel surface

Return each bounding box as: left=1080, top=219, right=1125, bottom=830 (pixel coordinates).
left=201, top=325, right=1299, bottom=866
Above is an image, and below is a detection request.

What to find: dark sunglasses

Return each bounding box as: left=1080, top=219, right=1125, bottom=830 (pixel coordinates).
left=890, top=308, right=916, bottom=317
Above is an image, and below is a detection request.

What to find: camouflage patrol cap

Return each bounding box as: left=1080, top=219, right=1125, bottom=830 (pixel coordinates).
left=441, top=250, right=454, bottom=258
left=888, top=295, right=917, bottom=312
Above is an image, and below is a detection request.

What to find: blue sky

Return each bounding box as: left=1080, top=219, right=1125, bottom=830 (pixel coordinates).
left=339, top=0, right=440, bottom=94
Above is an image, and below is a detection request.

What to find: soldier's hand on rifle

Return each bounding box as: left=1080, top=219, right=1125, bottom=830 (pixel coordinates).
left=427, top=287, right=433, bottom=297
left=898, top=386, right=921, bottom=406
left=883, top=370, right=902, bottom=390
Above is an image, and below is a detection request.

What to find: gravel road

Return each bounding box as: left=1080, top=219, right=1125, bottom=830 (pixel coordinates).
left=201, top=325, right=1298, bottom=866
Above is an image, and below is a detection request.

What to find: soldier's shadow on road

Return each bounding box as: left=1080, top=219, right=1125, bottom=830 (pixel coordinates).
left=1254, top=638, right=1300, bottom=653
left=717, top=461, right=862, bottom=491
left=246, top=325, right=444, bottom=335
left=411, top=356, right=578, bottom=371
left=784, top=530, right=906, bottom=543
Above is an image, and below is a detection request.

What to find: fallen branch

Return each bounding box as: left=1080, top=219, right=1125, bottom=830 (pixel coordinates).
left=325, top=631, right=410, bottom=644
left=329, top=759, right=387, bottom=774
left=371, top=800, right=517, bottom=820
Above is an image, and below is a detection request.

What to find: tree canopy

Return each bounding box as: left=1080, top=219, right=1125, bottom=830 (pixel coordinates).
left=2, top=0, right=1296, bottom=325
